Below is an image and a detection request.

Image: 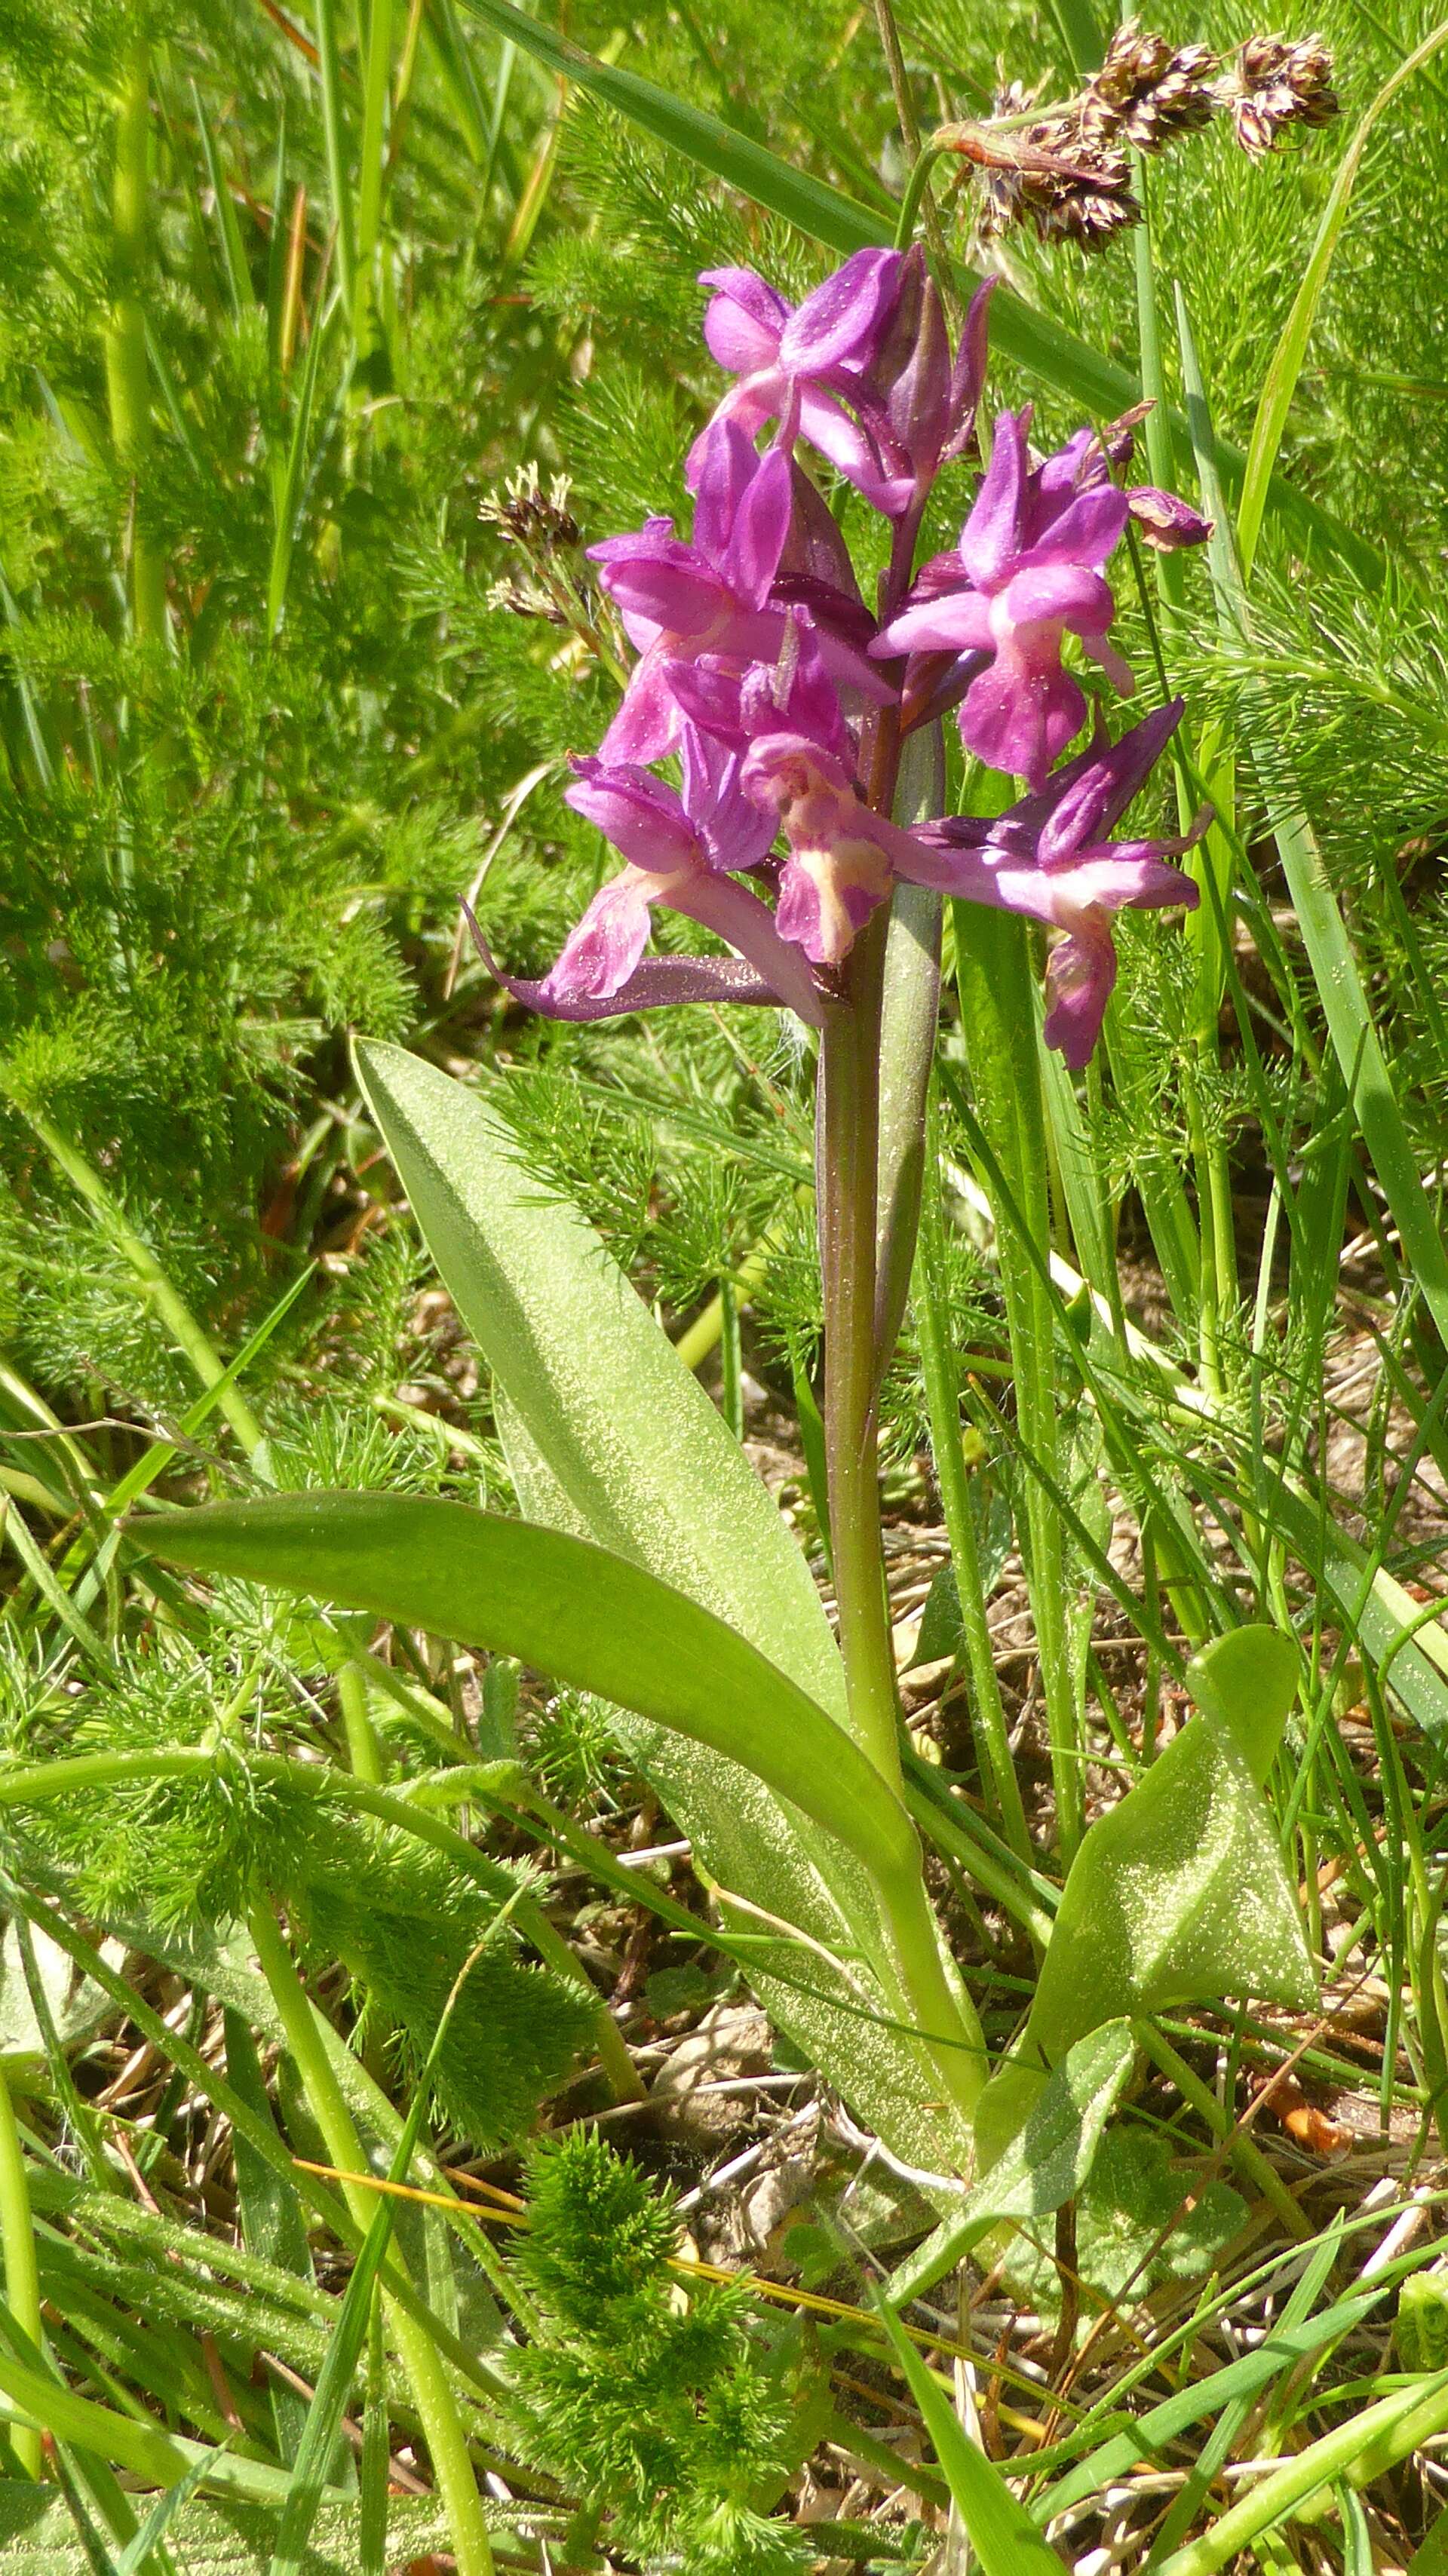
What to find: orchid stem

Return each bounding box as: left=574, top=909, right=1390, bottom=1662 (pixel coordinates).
left=818, top=917, right=988, bottom=2142
left=818, top=923, right=899, bottom=1789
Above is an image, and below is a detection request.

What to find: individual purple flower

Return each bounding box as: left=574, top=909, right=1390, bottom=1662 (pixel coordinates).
left=688, top=250, right=915, bottom=516
left=907, top=699, right=1206, bottom=1065
left=740, top=730, right=947, bottom=969
left=478, top=722, right=828, bottom=1028
left=873, top=406, right=1134, bottom=787
left=591, top=419, right=887, bottom=765
left=689, top=253, right=996, bottom=525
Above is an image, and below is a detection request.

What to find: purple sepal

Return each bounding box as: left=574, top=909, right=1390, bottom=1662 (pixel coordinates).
left=462, top=906, right=787, bottom=1022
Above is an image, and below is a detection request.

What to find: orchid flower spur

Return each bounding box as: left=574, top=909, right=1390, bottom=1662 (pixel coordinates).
left=590, top=419, right=887, bottom=765
left=911, top=698, right=1207, bottom=1065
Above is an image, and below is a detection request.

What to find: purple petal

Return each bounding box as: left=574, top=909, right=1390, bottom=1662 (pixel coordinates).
left=1042, top=851, right=1201, bottom=913
left=541, top=868, right=656, bottom=1004
left=1043, top=921, right=1117, bottom=1069
left=770, top=570, right=877, bottom=655
left=959, top=409, right=1031, bottom=591
left=775, top=851, right=889, bottom=964
left=778, top=248, right=904, bottom=375
left=660, top=657, right=747, bottom=744
left=1033, top=428, right=1098, bottom=508
left=671, top=868, right=830, bottom=1023
left=940, top=274, right=996, bottom=466
left=910, top=550, right=975, bottom=602
left=863, top=244, right=950, bottom=484
left=564, top=757, right=697, bottom=872
left=793, top=386, right=911, bottom=514
left=1020, top=480, right=1130, bottom=574
left=738, top=615, right=853, bottom=762
left=679, top=723, right=781, bottom=873
left=873, top=590, right=994, bottom=658
left=470, top=912, right=790, bottom=1023
left=720, top=439, right=794, bottom=609
left=591, top=534, right=729, bottom=644
left=692, top=416, right=772, bottom=571
left=741, top=728, right=857, bottom=809
left=996, top=560, right=1116, bottom=639
left=699, top=266, right=790, bottom=373
left=1034, top=699, right=1184, bottom=863
left=597, top=641, right=687, bottom=765
left=960, top=656, right=1088, bottom=789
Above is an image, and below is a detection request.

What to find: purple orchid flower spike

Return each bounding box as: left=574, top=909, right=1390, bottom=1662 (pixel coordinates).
left=872, top=406, right=1134, bottom=788
left=591, top=420, right=888, bottom=765
left=687, top=250, right=916, bottom=517
left=907, top=700, right=1207, bottom=1066
left=474, top=722, right=829, bottom=1029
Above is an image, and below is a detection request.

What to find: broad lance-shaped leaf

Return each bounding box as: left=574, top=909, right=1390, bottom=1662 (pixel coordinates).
left=886, top=2021, right=1137, bottom=2308
left=975, top=1629, right=1316, bottom=2164
left=354, top=1042, right=845, bottom=1722
left=353, top=1041, right=972, bottom=2175
left=142, top=1495, right=917, bottom=1886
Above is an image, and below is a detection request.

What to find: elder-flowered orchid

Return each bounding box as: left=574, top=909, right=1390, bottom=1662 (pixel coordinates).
left=476, top=722, right=828, bottom=1029
left=690, top=252, right=995, bottom=524
left=479, top=243, right=1210, bottom=1075
left=873, top=406, right=1134, bottom=788
left=910, top=698, right=1206, bottom=1064
left=591, top=419, right=887, bottom=765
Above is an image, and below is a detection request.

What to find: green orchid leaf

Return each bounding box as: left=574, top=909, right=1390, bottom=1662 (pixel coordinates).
left=142, top=1493, right=914, bottom=1886
left=976, top=1627, right=1315, bottom=2164
left=352, top=1043, right=845, bottom=1719
left=353, top=1041, right=971, bottom=2176
left=887, top=2019, right=1137, bottom=2307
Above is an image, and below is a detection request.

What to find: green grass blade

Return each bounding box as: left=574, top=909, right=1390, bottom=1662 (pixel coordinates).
left=113, top=2452, right=213, bottom=2576
left=1176, top=286, right=1448, bottom=1350
left=1237, top=17, right=1448, bottom=581
left=314, top=0, right=356, bottom=311
left=267, top=2065, right=431, bottom=2576
left=873, top=2299, right=1066, bottom=2575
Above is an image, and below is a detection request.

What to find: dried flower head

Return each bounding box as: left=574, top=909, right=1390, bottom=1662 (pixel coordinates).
left=1216, top=32, right=1339, bottom=158
left=480, top=463, right=581, bottom=553
left=971, top=113, right=1140, bottom=248
left=1086, top=20, right=1218, bottom=151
